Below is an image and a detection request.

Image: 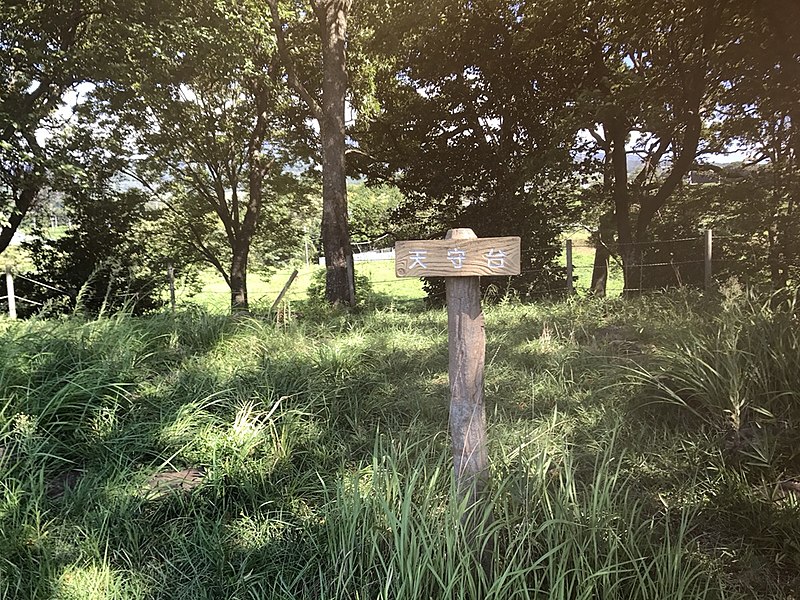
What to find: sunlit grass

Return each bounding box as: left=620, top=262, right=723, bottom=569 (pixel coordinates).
left=1, top=291, right=799, bottom=598
left=182, top=260, right=425, bottom=313
left=182, top=242, right=617, bottom=314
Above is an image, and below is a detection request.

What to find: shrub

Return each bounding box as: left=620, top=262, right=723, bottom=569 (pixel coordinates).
left=305, top=268, right=374, bottom=310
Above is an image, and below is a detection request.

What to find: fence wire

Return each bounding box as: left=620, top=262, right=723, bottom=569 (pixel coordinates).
left=0, top=231, right=785, bottom=317
left=14, top=274, right=71, bottom=295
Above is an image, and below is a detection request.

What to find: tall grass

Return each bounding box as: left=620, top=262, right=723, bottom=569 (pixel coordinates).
left=1, top=294, right=794, bottom=598
left=312, top=436, right=718, bottom=600
left=626, top=285, right=800, bottom=474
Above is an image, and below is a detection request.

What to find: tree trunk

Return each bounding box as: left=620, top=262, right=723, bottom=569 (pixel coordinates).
left=0, top=187, right=38, bottom=255
left=229, top=245, right=249, bottom=313
left=590, top=211, right=615, bottom=296
left=590, top=245, right=609, bottom=296
left=319, top=0, right=356, bottom=307
left=620, top=244, right=643, bottom=296
left=606, top=117, right=640, bottom=295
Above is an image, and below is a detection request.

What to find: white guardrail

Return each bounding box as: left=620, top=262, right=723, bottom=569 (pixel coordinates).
left=318, top=248, right=395, bottom=266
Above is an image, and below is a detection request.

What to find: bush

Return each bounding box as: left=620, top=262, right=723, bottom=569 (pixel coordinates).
left=305, top=268, right=374, bottom=310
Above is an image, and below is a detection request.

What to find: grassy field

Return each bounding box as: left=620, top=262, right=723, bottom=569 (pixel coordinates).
left=3, top=232, right=616, bottom=314
left=182, top=260, right=425, bottom=313
left=182, top=238, right=620, bottom=314
left=1, top=286, right=799, bottom=599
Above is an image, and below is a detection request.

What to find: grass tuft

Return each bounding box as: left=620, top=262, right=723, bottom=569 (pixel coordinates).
left=2, top=291, right=798, bottom=598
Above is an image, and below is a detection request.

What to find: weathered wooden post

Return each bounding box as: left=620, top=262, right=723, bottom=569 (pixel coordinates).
left=704, top=229, right=713, bottom=292
left=167, top=264, right=176, bottom=312
left=5, top=266, right=16, bottom=320
left=270, top=269, right=299, bottom=313
left=566, top=238, right=574, bottom=295
left=396, top=229, right=521, bottom=505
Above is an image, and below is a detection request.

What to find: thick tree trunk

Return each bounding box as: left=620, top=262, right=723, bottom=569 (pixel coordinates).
left=620, top=244, right=643, bottom=296
left=229, top=245, right=249, bottom=313
left=590, top=245, right=609, bottom=296
left=605, top=117, right=640, bottom=295
left=267, top=0, right=355, bottom=307
left=319, top=0, right=355, bottom=306
left=590, top=211, right=615, bottom=296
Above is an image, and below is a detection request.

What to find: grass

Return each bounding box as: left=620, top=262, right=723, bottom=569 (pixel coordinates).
left=181, top=260, right=425, bottom=313
left=1, top=289, right=799, bottom=598
left=180, top=239, right=619, bottom=315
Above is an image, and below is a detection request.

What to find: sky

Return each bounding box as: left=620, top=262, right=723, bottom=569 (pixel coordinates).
left=44, top=83, right=752, bottom=171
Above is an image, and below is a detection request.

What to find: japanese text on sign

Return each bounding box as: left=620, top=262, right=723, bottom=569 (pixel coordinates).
left=395, top=237, right=521, bottom=277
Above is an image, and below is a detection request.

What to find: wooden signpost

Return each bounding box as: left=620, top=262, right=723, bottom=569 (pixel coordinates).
left=396, top=229, right=521, bottom=505
left=395, top=234, right=521, bottom=278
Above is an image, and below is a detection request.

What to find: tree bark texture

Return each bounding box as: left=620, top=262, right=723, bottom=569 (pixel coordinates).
left=229, top=245, right=249, bottom=312
left=445, top=228, right=489, bottom=506
left=318, top=0, right=355, bottom=307
left=590, top=211, right=615, bottom=296
left=0, top=187, right=38, bottom=255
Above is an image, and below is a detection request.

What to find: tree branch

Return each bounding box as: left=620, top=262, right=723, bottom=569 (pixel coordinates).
left=266, top=0, right=323, bottom=120
left=120, top=169, right=232, bottom=284
left=632, top=135, right=671, bottom=189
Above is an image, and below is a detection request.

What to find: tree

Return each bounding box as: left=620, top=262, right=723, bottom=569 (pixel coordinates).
left=16, top=128, right=177, bottom=317
left=347, top=182, right=401, bottom=248
left=0, top=1, right=99, bottom=254
left=572, top=0, right=734, bottom=293
left=88, top=0, right=314, bottom=313
left=353, top=0, right=583, bottom=300
left=532, top=0, right=797, bottom=295
left=267, top=0, right=356, bottom=306
left=710, top=0, right=800, bottom=289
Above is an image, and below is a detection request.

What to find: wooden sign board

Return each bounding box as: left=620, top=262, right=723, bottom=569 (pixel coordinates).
left=395, top=236, right=521, bottom=277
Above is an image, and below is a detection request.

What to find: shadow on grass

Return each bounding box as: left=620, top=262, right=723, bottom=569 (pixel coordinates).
left=1, top=295, right=797, bottom=598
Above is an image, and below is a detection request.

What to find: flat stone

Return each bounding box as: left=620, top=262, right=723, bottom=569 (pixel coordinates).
left=143, top=467, right=205, bottom=499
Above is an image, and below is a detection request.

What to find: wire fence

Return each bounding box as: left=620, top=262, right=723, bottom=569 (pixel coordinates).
left=0, top=230, right=784, bottom=318
left=153, top=230, right=764, bottom=311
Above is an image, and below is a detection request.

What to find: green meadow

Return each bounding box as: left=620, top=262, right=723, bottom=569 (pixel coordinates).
left=179, top=235, right=622, bottom=314
left=181, top=260, right=425, bottom=313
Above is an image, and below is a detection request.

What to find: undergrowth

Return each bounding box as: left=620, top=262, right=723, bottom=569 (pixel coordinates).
left=0, top=289, right=797, bottom=599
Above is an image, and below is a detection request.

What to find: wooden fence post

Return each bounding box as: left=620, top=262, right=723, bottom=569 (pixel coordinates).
left=5, top=266, right=16, bottom=320
left=167, top=264, right=176, bottom=312
left=444, top=228, right=489, bottom=505
left=566, top=239, right=574, bottom=295
left=704, top=229, right=713, bottom=292
left=271, top=269, right=300, bottom=313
